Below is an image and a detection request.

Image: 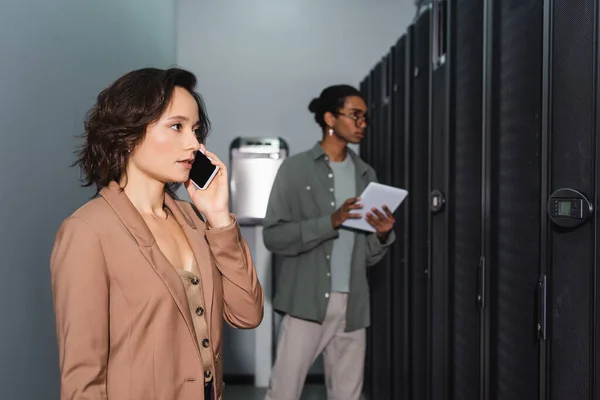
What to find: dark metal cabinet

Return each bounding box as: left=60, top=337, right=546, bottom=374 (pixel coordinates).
left=360, top=1, right=600, bottom=399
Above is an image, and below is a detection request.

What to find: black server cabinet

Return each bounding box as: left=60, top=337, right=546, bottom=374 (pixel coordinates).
left=428, top=0, right=487, bottom=399
left=359, top=1, right=600, bottom=399
left=363, top=56, right=395, bottom=400
left=407, top=9, right=432, bottom=400
left=361, top=57, right=390, bottom=399
left=543, top=0, right=599, bottom=399
left=483, top=0, right=544, bottom=399
left=428, top=1, right=451, bottom=399
left=391, top=35, right=410, bottom=400
left=449, top=0, right=485, bottom=399
left=359, top=15, right=430, bottom=399
left=362, top=35, right=412, bottom=400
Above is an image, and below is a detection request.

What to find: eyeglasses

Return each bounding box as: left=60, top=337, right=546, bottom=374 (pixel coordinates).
left=334, top=112, right=369, bottom=127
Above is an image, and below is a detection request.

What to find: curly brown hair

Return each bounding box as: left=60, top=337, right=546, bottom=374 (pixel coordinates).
left=73, top=67, right=210, bottom=195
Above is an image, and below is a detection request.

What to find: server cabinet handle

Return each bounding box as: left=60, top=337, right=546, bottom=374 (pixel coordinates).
left=430, top=190, right=446, bottom=213
left=477, top=257, right=485, bottom=309
left=537, top=275, right=547, bottom=340
left=431, top=0, right=447, bottom=69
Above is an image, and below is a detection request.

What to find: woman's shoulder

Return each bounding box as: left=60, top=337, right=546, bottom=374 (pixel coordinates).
left=58, top=196, right=116, bottom=234
left=75, top=195, right=114, bottom=218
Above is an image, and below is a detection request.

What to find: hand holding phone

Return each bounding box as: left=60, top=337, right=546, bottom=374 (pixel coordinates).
left=189, top=149, right=219, bottom=191
left=185, top=145, right=231, bottom=228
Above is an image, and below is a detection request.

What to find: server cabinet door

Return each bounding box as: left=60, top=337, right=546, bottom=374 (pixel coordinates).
left=545, top=0, right=598, bottom=398
left=484, top=0, right=544, bottom=399
left=391, top=34, right=410, bottom=400
left=364, top=57, right=396, bottom=400
left=448, top=0, right=485, bottom=399
left=407, top=9, right=431, bottom=400
left=361, top=62, right=384, bottom=399
left=428, top=0, right=450, bottom=399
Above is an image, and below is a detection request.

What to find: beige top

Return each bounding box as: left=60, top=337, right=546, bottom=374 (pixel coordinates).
left=177, top=264, right=215, bottom=386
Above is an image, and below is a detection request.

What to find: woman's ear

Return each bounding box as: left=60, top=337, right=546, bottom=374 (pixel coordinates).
left=324, top=111, right=337, bottom=129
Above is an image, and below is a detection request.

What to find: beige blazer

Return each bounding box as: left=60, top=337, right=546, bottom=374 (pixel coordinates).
left=50, top=182, right=264, bottom=400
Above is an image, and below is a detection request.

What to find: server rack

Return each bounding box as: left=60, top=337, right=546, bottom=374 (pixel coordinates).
left=391, top=34, right=410, bottom=400
left=359, top=8, right=434, bottom=400
left=484, top=1, right=544, bottom=399
left=449, top=0, right=485, bottom=399
left=363, top=57, right=394, bottom=400
left=359, top=1, right=600, bottom=399
left=359, top=9, right=431, bottom=400
left=428, top=1, right=450, bottom=399
left=544, top=0, right=599, bottom=399
left=408, top=10, right=432, bottom=400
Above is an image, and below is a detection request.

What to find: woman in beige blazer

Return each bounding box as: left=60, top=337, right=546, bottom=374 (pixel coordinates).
left=50, top=67, right=264, bottom=400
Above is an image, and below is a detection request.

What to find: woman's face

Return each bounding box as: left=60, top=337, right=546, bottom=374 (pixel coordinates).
left=328, top=95, right=368, bottom=144
left=128, top=86, right=202, bottom=185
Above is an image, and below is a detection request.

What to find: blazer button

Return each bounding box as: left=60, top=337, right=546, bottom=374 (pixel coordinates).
left=202, top=338, right=210, bottom=348
left=196, top=307, right=205, bottom=316
left=191, top=277, right=199, bottom=285
left=204, top=370, right=212, bottom=379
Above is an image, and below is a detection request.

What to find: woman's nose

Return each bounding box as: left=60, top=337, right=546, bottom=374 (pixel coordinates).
left=188, top=131, right=201, bottom=151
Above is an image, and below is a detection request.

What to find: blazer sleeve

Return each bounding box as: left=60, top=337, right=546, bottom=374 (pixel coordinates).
left=50, top=216, right=109, bottom=400
left=204, top=215, right=264, bottom=329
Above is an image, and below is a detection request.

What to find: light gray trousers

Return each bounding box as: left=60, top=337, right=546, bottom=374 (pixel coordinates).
left=265, top=293, right=366, bottom=400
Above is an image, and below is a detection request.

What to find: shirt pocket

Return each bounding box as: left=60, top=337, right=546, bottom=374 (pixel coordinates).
left=297, top=178, right=333, bottom=219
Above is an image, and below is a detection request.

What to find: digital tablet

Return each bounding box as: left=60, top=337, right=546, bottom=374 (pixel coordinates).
left=341, top=182, right=408, bottom=232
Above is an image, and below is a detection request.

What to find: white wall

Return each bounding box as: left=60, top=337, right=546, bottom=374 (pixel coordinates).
left=177, top=0, right=416, bottom=377
left=177, top=0, right=416, bottom=160
left=0, top=1, right=176, bottom=398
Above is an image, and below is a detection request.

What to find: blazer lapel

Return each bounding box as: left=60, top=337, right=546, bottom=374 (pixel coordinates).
left=164, top=197, right=215, bottom=336
left=138, top=246, right=198, bottom=341
left=99, top=182, right=197, bottom=344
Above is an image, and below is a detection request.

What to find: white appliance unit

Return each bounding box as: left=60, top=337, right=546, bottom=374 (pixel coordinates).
left=229, top=137, right=289, bottom=225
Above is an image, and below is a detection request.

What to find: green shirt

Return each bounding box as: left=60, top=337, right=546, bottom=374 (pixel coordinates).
left=329, top=155, right=356, bottom=293
left=263, top=142, right=395, bottom=332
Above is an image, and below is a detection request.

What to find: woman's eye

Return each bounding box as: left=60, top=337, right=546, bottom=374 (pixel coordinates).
left=170, top=123, right=182, bottom=131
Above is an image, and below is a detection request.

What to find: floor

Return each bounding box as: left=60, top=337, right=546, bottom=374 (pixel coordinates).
left=224, top=384, right=326, bottom=400
left=224, top=384, right=367, bottom=400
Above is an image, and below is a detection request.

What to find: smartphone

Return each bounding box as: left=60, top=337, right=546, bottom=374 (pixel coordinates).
left=189, top=149, right=219, bottom=190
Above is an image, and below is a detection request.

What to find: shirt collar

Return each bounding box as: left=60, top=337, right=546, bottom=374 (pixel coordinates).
left=310, top=141, right=327, bottom=160
left=310, top=141, right=369, bottom=175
